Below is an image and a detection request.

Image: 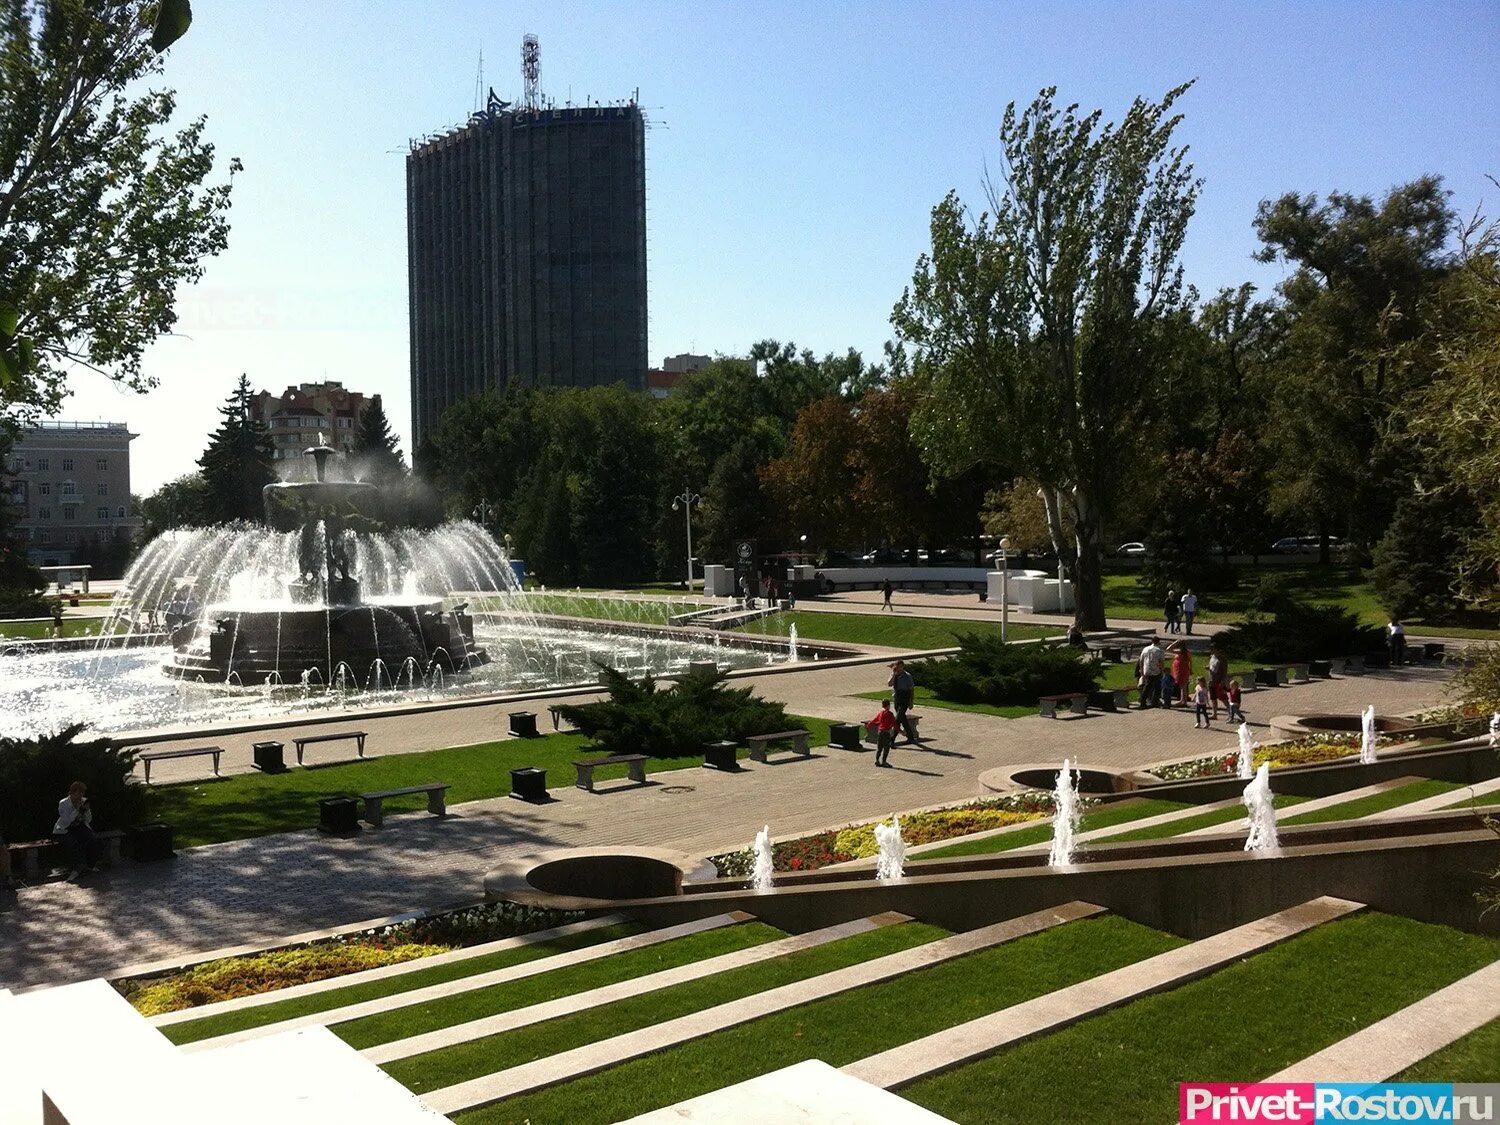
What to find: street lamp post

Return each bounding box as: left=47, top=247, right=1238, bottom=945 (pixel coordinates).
left=672, top=485, right=701, bottom=590
left=998, top=536, right=1012, bottom=643
left=472, top=499, right=495, bottom=528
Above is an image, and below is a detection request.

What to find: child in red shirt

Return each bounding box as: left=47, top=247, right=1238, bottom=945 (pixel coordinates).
left=867, top=700, right=898, bottom=767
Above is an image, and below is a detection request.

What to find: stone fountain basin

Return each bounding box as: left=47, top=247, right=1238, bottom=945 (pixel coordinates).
left=484, top=846, right=715, bottom=911
left=1269, top=713, right=1421, bottom=743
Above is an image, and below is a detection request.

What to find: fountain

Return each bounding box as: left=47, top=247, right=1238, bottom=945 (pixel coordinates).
left=787, top=623, right=799, bottom=663
left=874, top=817, right=907, bottom=882
left=1236, top=722, right=1255, bottom=780
left=1489, top=712, right=1499, bottom=749
left=1048, top=758, right=1080, bottom=867
left=750, top=825, right=775, bottom=892
left=1243, top=763, right=1280, bottom=852
left=1360, top=704, right=1378, bottom=764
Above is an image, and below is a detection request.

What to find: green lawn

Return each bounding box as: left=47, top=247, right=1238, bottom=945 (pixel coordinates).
left=1395, top=1014, right=1500, bottom=1081
left=390, top=921, right=949, bottom=1095
left=854, top=685, right=1034, bottom=719
left=1279, top=779, right=1461, bottom=826
left=0, top=616, right=119, bottom=640
left=468, top=916, right=1184, bottom=1125
left=740, top=611, right=1059, bottom=651
left=916, top=798, right=1192, bottom=860
left=162, top=922, right=641, bottom=1045
left=1097, top=794, right=1308, bottom=842
left=904, top=912, right=1500, bottom=1124
left=148, top=718, right=833, bottom=849
left=335, top=921, right=782, bottom=1050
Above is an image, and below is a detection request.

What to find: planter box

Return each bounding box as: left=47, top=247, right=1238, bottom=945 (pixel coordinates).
left=509, top=767, right=548, bottom=802
left=1288, top=663, right=1310, bottom=682
left=1253, top=668, right=1279, bottom=687
left=508, top=711, right=539, bottom=738
left=127, top=822, right=175, bottom=862
left=828, top=723, right=864, bottom=751
left=252, top=741, right=286, bottom=773
left=702, top=740, right=740, bottom=771
left=1308, top=660, right=1333, bottom=678
left=317, top=797, right=360, bottom=835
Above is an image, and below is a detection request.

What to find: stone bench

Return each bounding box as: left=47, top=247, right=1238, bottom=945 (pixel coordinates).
left=1038, top=693, right=1089, bottom=719
left=7, top=830, right=125, bottom=879
left=746, top=729, right=811, bottom=763
left=359, top=783, right=449, bottom=827
left=573, top=753, right=649, bottom=792
left=138, top=745, right=223, bottom=784
left=294, top=730, right=368, bottom=766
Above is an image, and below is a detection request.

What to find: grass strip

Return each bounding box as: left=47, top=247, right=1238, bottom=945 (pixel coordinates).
left=385, top=921, right=948, bottom=1095
left=162, top=922, right=640, bottom=1045
left=463, top=916, right=1184, bottom=1125
left=739, top=611, right=1058, bottom=651
left=917, top=798, right=1191, bottom=860
left=1100, top=794, right=1308, bottom=842
left=1395, top=1014, right=1500, bottom=1081
left=335, top=921, right=783, bottom=1050
left=1279, top=779, right=1462, bottom=826
left=148, top=719, right=831, bottom=849
left=903, top=912, right=1500, bottom=1124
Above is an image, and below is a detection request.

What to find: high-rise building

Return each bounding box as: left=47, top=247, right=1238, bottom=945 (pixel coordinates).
left=406, top=99, right=648, bottom=446
left=248, top=381, right=379, bottom=461
left=3, top=421, right=142, bottom=565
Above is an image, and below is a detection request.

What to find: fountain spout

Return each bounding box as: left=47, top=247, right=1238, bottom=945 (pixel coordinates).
left=874, top=817, right=906, bottom=881
left=750, top=826, right=774, bottom=892
left=1360, top=704, right=1378, bottom=764
left=1048, top=758, right=1080, bottom=867
left=1243, top=763, right=1280, bottom=852
left=1237, top=722, right=1255, bottom=780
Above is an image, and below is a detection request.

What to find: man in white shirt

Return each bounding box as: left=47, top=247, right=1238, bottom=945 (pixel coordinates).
left=1387, top=620, right=1406, bottom=665
left=53, top=781, right=102, bottom=879
left=1138, top=638, right=1165, bottom=708
left=1180, top=590, right=1199, bottom=635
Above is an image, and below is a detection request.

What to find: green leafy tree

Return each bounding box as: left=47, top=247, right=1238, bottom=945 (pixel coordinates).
left=0, top=0, right=237, bottom=412
left=894, top=83, right=1202, bottom=628
left=0, top=427, right=43, bottom=614
left=1253, top=177, right=1455, bottom=557
left=759, top=397, right=860, bottom=549
left=139, top=471, right=211, bottom=534
left=697, top=431, right=779, bottom=564
left=197, top=375, right=275, bottom=524
left=351, top=398, right=406, bottom=483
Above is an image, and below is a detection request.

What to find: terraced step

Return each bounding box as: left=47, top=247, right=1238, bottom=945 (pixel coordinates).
left=1179, top=777, right=1421, bottom=836
left=361, top=914, right=879, bottom=1063
left=844, top=896, right=1363, bottom=1090
left=1368, top=774, right=1500, bottom=818
left=421, top=903, right=1102, bottom=1116
left=1268, top=959, right=1500, bottom=1081
left=915, top=798, right=1196, bottom=862
left=179, top=913, right=747, bottom=1051
left=478, top=910, right=1183, bottom=1125
left=1093, top=793, right=1308, bottom=843
left=152, top=914, right=630, bottom=1033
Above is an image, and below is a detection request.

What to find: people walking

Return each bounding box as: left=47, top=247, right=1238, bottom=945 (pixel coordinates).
left=53, top=781, right=102, bottom=880
left=881, top=579, right=894, bottom=612
left=867, top=700, right=899, bottom=767
left=1192, top=677, right=1211, bottom=728
left=1207, top=646, right=1229, bottom=720
left=1388, top=620, right=1406, bottom=665
left=1181, top=589, right=1199, bottom=634
left=1137, top=638, right=1165, bottom=708
left=1163, top=590, right=1179, bottom=634
left=888, top=659, right=919, bottom=742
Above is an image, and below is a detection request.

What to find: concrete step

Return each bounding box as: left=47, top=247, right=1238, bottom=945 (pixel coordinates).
left=152, top=913, right=628, bottom=1028
left=1266, top=958, right=1500, bottom=1082
left=183, top=912, right=751, bottom=1052
left=842, top=896, right=1364, bottom=1090
left=620, top=1059, right=956, bottom=1124
left=1010, top=797, right=1243, bottom=852
left=1365, top=775, right=1500, bottom=819
left=1179, top=777, right=1421, bottom=837
left=422, top=902, right=1105, bottom=1116
left=365, top=914, right=895, bottom=1064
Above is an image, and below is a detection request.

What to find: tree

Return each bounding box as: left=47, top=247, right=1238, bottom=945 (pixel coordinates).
left=759, top=397, right=859, bottom=548
left=1, top=0, right=237, bottom=414
left=894, top=84, right=1202, bottom=628
left=351, top=398, right=406, bottom=484
left=139, top=472, right=211, bottom=534
left=697, top=432, right=779, bottom=564
left=1367, top=483, right=1476, bottom=621
left=1253, top=177, right=1455, bottom=557
left=0, top=427, right=43, bottom=614
left=198, top=375, right=275, bottom=524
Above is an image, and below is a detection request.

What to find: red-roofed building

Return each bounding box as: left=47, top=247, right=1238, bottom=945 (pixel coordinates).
left=248, top=381, right=378, bottom=461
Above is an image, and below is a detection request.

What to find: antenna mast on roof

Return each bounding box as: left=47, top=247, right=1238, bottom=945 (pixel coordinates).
left=472, top=46, right=484, bottom=112
left=522, top=33, right=540, bottom=108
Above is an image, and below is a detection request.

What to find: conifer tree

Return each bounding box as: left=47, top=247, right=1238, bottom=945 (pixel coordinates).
left=197, top=375, right=275, bottom=523
left=352, top=398, right=407, bottom=484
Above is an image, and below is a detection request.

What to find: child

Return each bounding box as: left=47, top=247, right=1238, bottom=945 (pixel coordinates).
left=1227, top=679, right=1246, bottom=724
left=1159, top=667, right=1176, bottom=709
left=1192, top=676, right=1211, bottom=728
left=866, top=700, right=899, bottom=768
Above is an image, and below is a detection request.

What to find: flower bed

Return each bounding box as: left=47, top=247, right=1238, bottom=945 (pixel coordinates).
left=710, top=794, right=1054, bottom=876
left=1148, top=733, right=1394, bottom=782
left=117, top=900, right=579, bottom=1014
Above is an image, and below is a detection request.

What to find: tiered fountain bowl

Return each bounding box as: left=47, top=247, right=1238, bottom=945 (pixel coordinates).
left=163, top=442, right=488, bottom=685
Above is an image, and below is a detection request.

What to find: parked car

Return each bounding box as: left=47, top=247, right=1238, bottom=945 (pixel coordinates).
left=1271, top=537, right=1303, bottom=554
left=1115, top=542, right=1146, bottom=557
left=1271, top=535, right=1350, bottom=556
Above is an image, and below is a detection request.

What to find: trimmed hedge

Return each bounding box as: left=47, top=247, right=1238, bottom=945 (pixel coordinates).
left=0, top=724, right=149, bottom=841
left=910, top=634, right=1103, bottom=706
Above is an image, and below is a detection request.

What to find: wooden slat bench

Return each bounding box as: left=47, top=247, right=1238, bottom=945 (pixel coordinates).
left=573, top=754, right=649, bottom=792
left=7, top=830, right=125, bottom=879
left=1038, top=693, right=1090, bottom=719
left=138, top=745, right=223, bottom=784
left=359, top=783, right=449, bottom=827
left=746, top=729, right=811, bottom=763
left=294, top=730, right=368, bottom=766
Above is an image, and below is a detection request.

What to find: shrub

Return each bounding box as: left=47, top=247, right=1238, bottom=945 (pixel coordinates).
left=1215, top=602, right=1383, bottom=664
left=361, top=901, right=579, bottom=948
left=122, top=943, right=447, bottom=1015
left=0, top=724, right=150, bottom=842
left=555, top=664, right=792, bottom=758
left=1448, top=644, right=1500, bottom=730
left=910, top=634, right=1103, bottom=706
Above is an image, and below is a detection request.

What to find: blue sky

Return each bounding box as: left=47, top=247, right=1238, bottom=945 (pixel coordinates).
left=61, top=0, right=1500, bottom=492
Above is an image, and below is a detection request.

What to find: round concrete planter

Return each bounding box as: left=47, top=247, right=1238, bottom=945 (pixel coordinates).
left=981, top=762, right=1132, bottom=795
left=483, top=845, right=714, bottom=910
left=1269, top=712, right=1421, bottom=743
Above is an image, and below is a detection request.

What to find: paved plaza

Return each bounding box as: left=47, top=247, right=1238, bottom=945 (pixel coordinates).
left=0, top=653, right=1453, bottom=992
